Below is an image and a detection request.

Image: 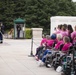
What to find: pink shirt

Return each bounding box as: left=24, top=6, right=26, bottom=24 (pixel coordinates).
left=56, top=30, right=61, bottom=34
left=60, top=31, right=68, bottom=37
left=55, top=40, right=64, bottom=50
left=54, top=29, right=61, bottom=34
left=46, top=39, right=55, bottom=48
left=71, top=31, right=76, bottom=43
left=62, top=43, right=72, bottom=52
left=40, top=38, right=47, bottom=46
left=71, top=31, right=76, bottom=39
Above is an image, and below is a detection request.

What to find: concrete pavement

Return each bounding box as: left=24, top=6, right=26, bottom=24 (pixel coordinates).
left=0, top=39, right=61, bottom=75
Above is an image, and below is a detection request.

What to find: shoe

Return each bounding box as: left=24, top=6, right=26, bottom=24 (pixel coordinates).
left=35, top=56, right=39, bottom=61
left=47, top=64, right=52, bottom=68
left=38, top=60, right=44, bottom=67
left=56, top=66, right=62, bottom=72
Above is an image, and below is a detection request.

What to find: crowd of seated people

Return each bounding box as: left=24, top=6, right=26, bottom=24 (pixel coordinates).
left=34, top=24, right=76, bottom=73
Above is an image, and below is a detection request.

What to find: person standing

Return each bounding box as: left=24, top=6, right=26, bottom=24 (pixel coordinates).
left=1, top=23, right=4, bottom=34
left=16, top=24, right=21, bottom=38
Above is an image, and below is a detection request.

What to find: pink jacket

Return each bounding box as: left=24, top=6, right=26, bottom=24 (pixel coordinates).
left=62, top=43, right=72, bottom=52
left=40, top=38, right=47, bottom=46
left=54, top=29, right=61, bottom=34
left=60, top=31, right=68, bottom=37
left=55, top=40, right=64, bottom=50
left=46, top=39, right=55, bottom=48
left=71, top=31, right=76, bottom=43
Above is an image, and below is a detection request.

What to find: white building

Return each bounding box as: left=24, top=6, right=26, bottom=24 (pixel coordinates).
left=50, top=16, right=76, bottom=35
left=72, top=0, right=76, bottom=2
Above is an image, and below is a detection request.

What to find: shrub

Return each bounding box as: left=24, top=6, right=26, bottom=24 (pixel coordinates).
left=25, top=28, right=32, bottom=39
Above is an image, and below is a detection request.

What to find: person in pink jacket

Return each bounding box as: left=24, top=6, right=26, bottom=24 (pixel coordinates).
left=54, top=34, right=64, bottom=50
left=40, top=35, right=47, bottom=46
left=35, top=35, right=50, bottom=60
left=61, top=36, right=72, bottom=53
left=46, top=34, right=57, bottom=49
left=67, top=25, right=73, bottom=43
left=60, top=25, right=68, bottom=38
left=54, top=24, right=62, bottom=34
left=71, top=25, right=76, bottom=44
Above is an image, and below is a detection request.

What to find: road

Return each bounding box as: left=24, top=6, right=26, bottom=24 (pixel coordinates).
left=0, top=39, right=61, bottom=75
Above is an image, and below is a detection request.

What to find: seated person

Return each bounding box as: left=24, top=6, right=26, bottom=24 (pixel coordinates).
left=71, top=25, right=76, bottom=44
left=35, top=35, right=50, bottom=56
left=38, top=34, right=57, bottom=64
left=46, top=34, right=57, bottom=49
left=61, top=36, right=72, bottom=54
left=54, top=34, right=64, bottom=50
left=40, top=34, right=47, bottom=46
left=35, top=35, right=52, bottom=61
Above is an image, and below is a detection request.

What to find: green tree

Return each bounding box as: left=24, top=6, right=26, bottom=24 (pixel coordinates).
left=0, top=0, right=76, bottom=34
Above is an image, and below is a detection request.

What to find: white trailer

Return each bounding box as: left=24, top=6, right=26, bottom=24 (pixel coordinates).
left=50, top=16, right=76, bottom=35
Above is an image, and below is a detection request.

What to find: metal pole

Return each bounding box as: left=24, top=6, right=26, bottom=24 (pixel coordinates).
left=28, top=30, right=34, bottom=57
left=30, top=37, right=34, bottom=56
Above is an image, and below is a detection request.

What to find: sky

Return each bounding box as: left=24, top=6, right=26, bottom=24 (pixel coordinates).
left=72, top=0, right=76, bottom=2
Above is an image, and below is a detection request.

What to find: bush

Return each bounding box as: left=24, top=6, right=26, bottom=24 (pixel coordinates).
left=25, top=28, right=32, bottom=39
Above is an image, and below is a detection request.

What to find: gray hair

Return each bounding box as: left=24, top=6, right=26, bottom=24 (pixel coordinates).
left=57, top=34, right=62, bottom=40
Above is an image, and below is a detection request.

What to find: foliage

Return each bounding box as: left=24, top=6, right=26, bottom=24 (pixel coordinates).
left=25, top=28, right=32, bottom=39
left=0, top=0, right=76, bottom=35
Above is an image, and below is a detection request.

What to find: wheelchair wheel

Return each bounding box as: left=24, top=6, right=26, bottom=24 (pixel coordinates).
left=45, top=60, right=51, bottom=68
left=61, top=72, right=65, bottom=75
left=45, top=62, right=49, bottom=68
left=45, top=56, right=52, bottom=68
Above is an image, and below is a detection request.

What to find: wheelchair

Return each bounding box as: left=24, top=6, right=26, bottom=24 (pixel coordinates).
left=61, top=56, right=72, bottom=75
left=45, top=51, right=53, bottom=68
left=61, top=45, right=76, bottom=75
left=45, top=44, right=64, bottom=68
left=53, top=52, right=61, bottom=70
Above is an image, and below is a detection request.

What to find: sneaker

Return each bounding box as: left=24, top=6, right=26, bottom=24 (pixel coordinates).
left=56, top=66, right=62, bottom=72
left=47, top=64, right=52, bottom=68
left=38, top=60, right=44, bottom=67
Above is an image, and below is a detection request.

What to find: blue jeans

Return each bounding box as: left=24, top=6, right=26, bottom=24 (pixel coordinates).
left=42, top=49, right=52, bottom=62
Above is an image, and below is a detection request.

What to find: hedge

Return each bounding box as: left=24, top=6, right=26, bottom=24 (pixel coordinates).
left=25, top=28, right=32, bottom=39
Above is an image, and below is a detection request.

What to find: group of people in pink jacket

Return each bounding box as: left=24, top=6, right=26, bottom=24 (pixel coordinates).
left=35, top=24, right=76, bottom=66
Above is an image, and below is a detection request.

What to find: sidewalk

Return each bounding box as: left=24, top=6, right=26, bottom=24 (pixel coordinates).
left=0, top=39, right=61, bottom=75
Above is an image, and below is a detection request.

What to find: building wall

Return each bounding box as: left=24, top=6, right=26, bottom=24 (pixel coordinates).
left=50, top=16, right=76, bottom=35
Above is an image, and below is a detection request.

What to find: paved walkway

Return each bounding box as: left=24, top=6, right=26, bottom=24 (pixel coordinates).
left=0, top=39, right=61, bottom=75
